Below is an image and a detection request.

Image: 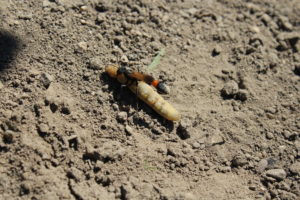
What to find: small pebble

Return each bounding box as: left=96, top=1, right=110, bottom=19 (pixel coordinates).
left=192, top=142, right=201, bottom=149
left=89, top=57, right=102, bottom=70
left=289, top=162, right=300, bottom=175
left=19, top=183, right=30, bottom=196
left=120, top=55, right=129, bottom=63
left=18, top=13, right=33, bottom=20
left=221, top=80, right=239, bottom=97
left=233, top=105, right=239, bottom=111
left=266, top=132, right=274, bottom=139
left=278, top=182, right=290, bottom=191
left=0, top=81, right=3, bottom=89
left=265, top=107, right=276, bottom=114
left=117, top=111, right=127, bottom=122
left=209, top=133, right=224, bottom=145
left=278, top=16, right=293, bottom=31
left=248, top=185, right=256, bottom=191
left=261, top=14, right=272, bottom=25
left=112, top=104, right=119, bottom=110
left=77, top=41, right=88, bottom=51
left=61, top=100, right=72, bottom=115
left=3, top=130, right=14, bottom=144
left=232, top=155, right=248, bottom=167
left=282, top=130, right=294, bottom=140
left=93, top=141, right=125, bottom=162
left=176, top=119, right=192, bottom=140
left=40, top=72, right=53, bottom=88
left=294, top=64, right=300, bottom=76
left=219, top=166, right=231, bottom=173
left=67, top=167, right=83, bottom=182
left=96, top=13, right=106, bottom=24
left=42, top=0, right=52, bottom=7
left=125, top=125, right=134, bottom=136
left=236, top=89, right=248, bottom=101
left=256, top=159, right=268, bottom=173
left=80, top=5, right=88, bottom=11
left=250, top=26, right=260, bottom=33
left=38, top=123, right=50, bottom=135
left=177, top=192, right=196, bottom=200
left=170, top=163, right=175, bottom=170
left=212, top=45, right=222, bottom=56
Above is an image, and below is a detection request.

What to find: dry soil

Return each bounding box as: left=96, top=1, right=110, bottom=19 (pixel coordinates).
left=0, top=0, right=300, bottom=200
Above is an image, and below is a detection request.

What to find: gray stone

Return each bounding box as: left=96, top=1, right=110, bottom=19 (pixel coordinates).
left=265, top=169, right=286, bottom=181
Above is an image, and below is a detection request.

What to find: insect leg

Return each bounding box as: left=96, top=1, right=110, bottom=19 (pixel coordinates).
left=135, top=66, right=143, bottom=111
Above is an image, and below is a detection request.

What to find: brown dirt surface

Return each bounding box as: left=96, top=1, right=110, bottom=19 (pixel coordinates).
left=1, top=0, right=300, bottom=199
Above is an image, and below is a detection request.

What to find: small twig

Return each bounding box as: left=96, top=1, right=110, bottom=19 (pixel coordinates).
left=147, top=48, right=165, bottom=71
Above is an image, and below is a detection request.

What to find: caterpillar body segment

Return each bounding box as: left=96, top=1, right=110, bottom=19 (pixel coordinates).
left=131, top=81, right=180, bottom=121
left=105, top=65, right=181, bottom=121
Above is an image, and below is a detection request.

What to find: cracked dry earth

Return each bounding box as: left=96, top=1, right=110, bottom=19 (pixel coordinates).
left=0, top=0, right=300, bottom=199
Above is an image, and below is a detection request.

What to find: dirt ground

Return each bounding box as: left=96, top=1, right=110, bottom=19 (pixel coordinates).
left=0, top=0, right=300, bottom=199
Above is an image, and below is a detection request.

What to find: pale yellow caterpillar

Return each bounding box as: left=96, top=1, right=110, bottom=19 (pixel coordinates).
left=105, top=65, right=181, bottom=121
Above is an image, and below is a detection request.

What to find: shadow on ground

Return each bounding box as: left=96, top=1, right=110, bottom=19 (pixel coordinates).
left=0, top=30, right=22, bottom=72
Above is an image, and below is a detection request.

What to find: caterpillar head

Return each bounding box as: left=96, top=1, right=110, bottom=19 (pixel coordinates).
left=157, top=82, right=170, bottom=94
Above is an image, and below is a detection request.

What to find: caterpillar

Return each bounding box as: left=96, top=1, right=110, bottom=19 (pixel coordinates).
left=105, top=65, right=181, bottom=121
